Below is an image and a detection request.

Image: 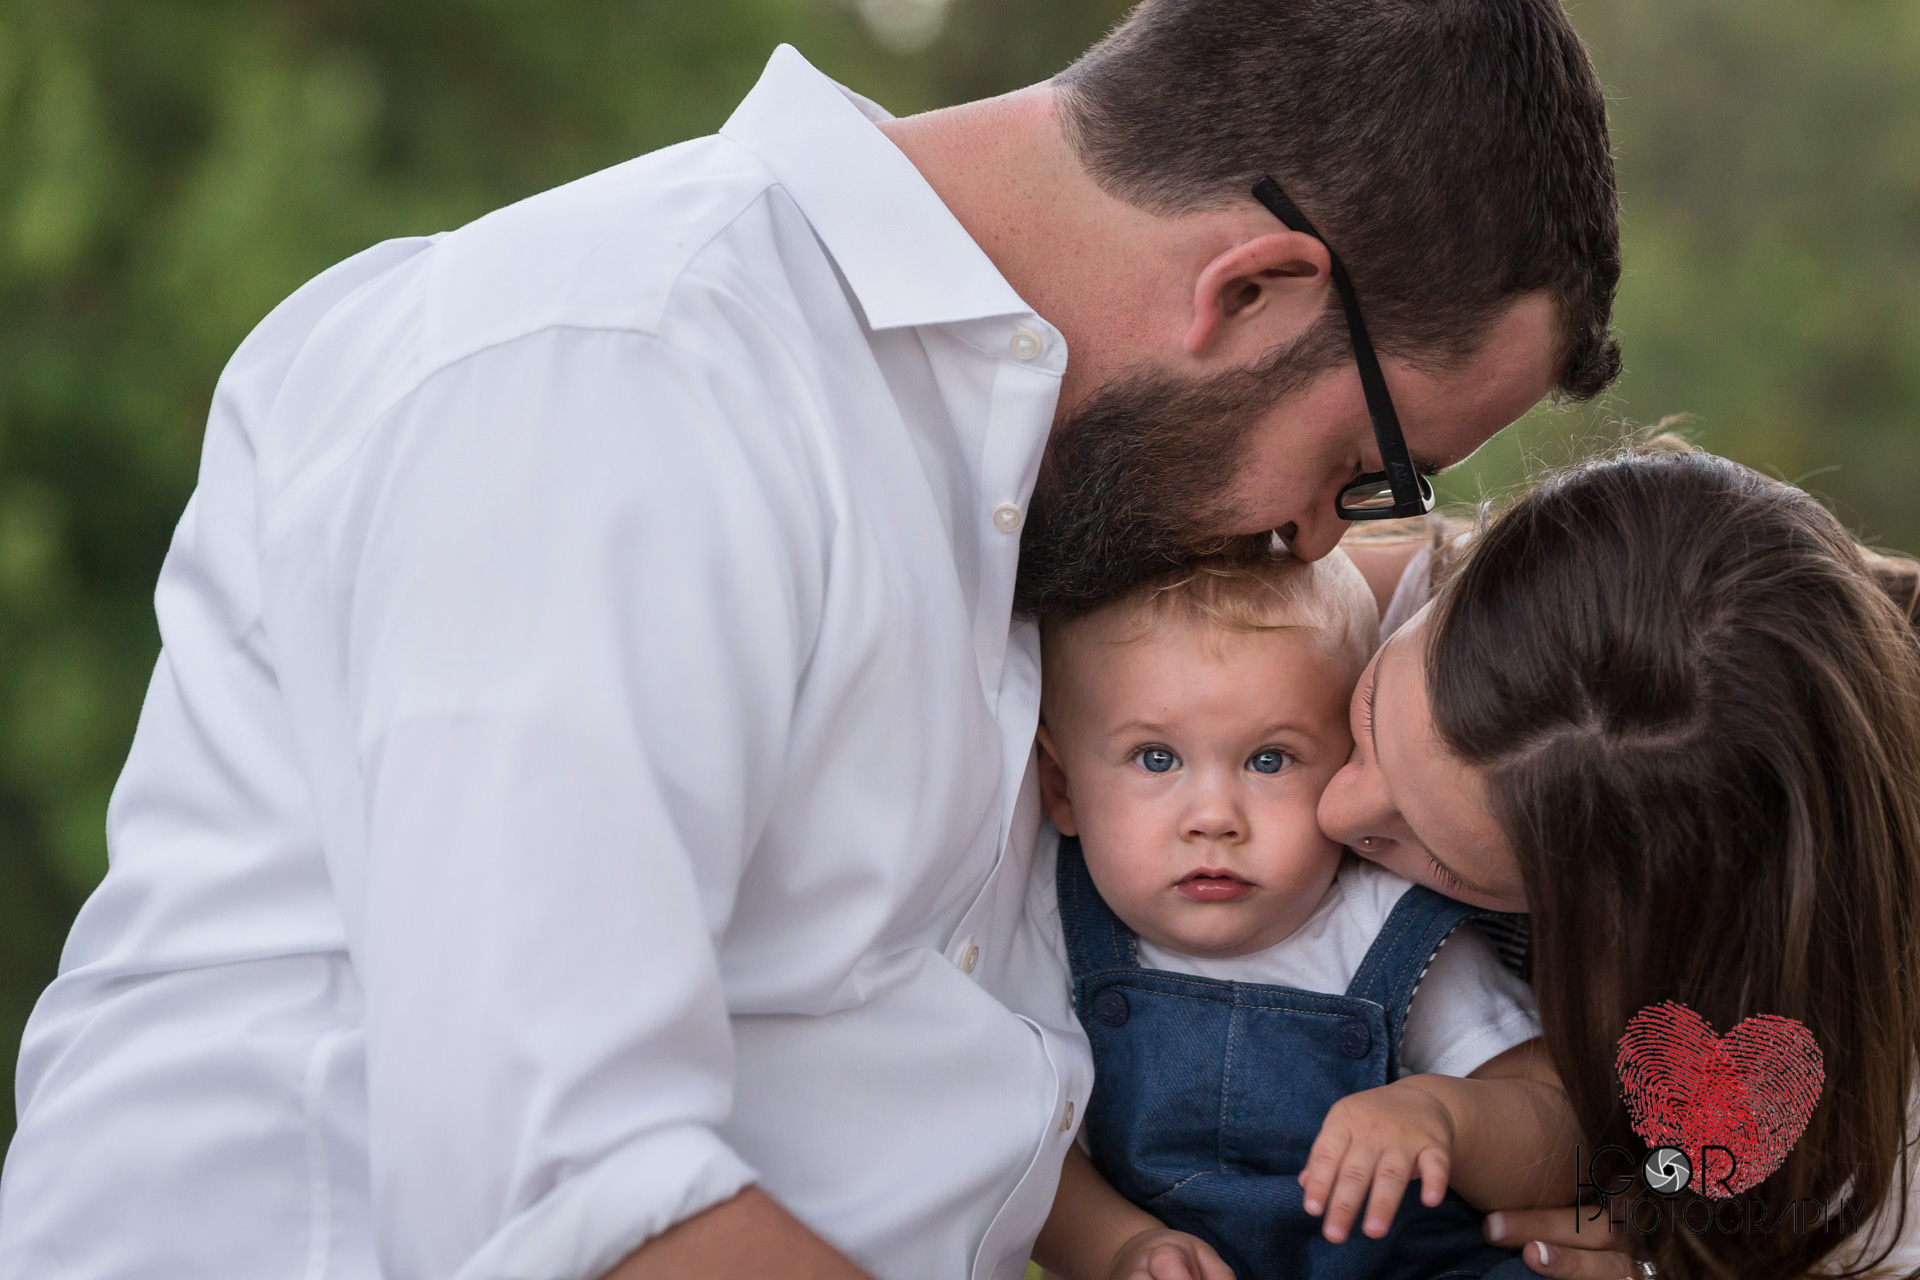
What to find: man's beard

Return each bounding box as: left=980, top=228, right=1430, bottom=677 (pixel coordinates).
left=1013, top=329, right=1339, bottom=618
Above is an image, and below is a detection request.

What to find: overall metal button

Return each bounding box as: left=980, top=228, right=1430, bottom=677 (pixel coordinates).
left=1339, top=1018, right=1373, bottom=1059
left=1093, top=989, right=1131, bottom=1027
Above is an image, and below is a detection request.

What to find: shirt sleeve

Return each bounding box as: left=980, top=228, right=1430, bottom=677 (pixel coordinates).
left=1399, top=923, right=1543, bottom=1079
left=327, top=326, right=825, bottom=1280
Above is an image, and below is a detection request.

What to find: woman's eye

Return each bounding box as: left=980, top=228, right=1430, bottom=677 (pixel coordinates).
left=1136, top=747, right=1179, bottom=774
left=1247, top=749, right=1289, bottom=775
left=1426, top=852, right=1467, bottom=891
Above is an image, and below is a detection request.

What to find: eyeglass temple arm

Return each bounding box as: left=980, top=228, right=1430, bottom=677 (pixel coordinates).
left=1249, top=177, right=1423, bottom=505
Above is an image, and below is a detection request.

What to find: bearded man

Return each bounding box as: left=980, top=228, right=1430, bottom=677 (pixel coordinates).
left=0, top=3, right=1617, bottom=1277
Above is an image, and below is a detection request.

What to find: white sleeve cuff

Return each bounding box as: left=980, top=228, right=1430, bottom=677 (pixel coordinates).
left=450, top=1125, right=757, bottom=1280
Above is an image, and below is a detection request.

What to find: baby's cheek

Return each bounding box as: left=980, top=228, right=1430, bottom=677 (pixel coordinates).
left=1078, top=828, right=1168, bottom=931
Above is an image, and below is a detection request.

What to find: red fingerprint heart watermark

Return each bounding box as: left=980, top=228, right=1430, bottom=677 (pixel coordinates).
left=1614, top=1001, right=1824, bottom=1198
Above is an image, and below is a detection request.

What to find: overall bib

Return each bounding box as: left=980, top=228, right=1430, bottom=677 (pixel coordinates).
left=1059, top=837, right=1532, bottom=1280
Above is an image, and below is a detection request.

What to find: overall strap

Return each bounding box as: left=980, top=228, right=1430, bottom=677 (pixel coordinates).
left=1056, top=834, right=1141, bottom=979
left=1344, top=884, right=1482, bottom=1072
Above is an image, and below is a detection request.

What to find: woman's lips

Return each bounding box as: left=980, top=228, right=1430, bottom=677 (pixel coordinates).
left=1176, top=870, right=1254, bottom=902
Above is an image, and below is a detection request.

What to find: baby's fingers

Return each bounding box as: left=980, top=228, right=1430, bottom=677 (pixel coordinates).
left=1298, top=1127, right=1352, bottom=1217
left=1318, top=1144, right=1381, bottom=1243
left=1358, top=1152, right=1416, bottom=1239
left=1416, top=1146, right=1451, bottom=1207
left=1139, top=1238, right=1237, bottom=1280
left=1188, top=1238, right=1238, bottom=1280
left=1119, top=1233, right=1239, bottom=1280
left=1137, top=1243, right=1202, bottom=1280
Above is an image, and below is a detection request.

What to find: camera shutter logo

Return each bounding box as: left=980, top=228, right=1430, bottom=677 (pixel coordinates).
left=1641, top=1146, right=1691, bottom=1195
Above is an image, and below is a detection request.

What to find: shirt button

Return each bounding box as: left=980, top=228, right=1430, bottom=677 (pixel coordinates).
left=1009, top=328, right=1043, bottom=360
left=1059, top=1099, right=1076, bottom=1133
left=958, top=942, right=980, bottom=974
left=992, top=503, right=1023, bottom=533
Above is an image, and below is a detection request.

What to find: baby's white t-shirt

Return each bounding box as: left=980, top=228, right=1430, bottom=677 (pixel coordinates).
left=1027, top=827, right=1541, bottom=1078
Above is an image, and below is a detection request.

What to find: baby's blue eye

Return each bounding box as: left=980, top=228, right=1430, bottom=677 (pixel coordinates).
left=1137, top=747, right=1178, bottom=774
left=1247, top=750, right=1288, bottom=775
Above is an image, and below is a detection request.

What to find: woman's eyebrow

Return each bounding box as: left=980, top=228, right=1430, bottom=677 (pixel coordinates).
left=1367, top=683, right=1380, bottom=758
left=1365, top=638, right=1396, bottom=761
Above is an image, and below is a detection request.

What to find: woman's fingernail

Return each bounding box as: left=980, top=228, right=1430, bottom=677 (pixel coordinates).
left=1535, top=1241, right=1553, bottom=1267
left=1484, top=1212, right=1505, bottom=1241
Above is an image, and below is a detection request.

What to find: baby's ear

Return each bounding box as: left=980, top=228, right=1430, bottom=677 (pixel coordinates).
left=1034, top=723, right=1079, bottom=837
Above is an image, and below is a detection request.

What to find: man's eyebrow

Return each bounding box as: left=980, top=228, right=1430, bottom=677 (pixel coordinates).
left=1412, top=456, right=1446, bottom=479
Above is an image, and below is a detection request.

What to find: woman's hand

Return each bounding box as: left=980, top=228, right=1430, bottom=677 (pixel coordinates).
left=1484, top=1206, right=1640, bottom=1278
left=1106, top=1228, right=1236, bottom=1280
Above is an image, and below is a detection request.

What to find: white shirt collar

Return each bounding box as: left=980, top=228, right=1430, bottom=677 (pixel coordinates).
left=721, top=45, right=1038, bottom=332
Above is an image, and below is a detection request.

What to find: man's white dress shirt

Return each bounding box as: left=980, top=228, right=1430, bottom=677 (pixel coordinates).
left=0, top=46, right=1090, bottom=1280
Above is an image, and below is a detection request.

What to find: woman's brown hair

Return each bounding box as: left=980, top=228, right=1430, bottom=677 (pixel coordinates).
left=1428, top=447, right=1920, bottom=1278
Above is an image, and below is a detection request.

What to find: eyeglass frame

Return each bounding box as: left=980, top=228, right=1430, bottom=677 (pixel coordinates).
left=1250, top=175, right=1436, bottom=521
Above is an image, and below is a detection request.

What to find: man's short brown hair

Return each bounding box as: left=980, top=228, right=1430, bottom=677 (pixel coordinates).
left=1054, top=0, right=1621, bottom=400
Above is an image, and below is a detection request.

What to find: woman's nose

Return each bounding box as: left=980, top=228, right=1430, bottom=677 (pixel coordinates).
left=1317, top=756, right=1391, bottom=849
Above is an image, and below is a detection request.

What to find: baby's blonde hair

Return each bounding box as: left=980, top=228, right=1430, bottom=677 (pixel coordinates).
left=1044, top=548, right=1380, bottom=685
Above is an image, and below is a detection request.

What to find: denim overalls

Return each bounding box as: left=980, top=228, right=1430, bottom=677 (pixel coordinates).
left=1059, top=836, right=1531, bottom=1280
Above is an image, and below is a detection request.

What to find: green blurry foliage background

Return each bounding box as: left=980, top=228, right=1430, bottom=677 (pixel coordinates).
left=0, top=0, right=1915, bottom=1142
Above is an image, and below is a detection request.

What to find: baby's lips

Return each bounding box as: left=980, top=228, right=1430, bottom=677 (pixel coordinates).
left=1175, top=872, right=1254, bottom=902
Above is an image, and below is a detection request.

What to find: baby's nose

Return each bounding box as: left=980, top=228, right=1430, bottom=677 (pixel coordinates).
left=1183, top=784, right=1247, bottom=841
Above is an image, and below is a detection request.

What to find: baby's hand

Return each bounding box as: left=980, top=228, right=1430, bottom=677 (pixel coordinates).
left=1108, top=1227, right=1236, bottom=1280
left=1299, top=1078, right=1455, bottom=1244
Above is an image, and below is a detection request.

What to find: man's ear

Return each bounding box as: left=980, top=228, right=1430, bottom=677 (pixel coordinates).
left=1035, top=723, right=1079, bottom=837
left=1184, top=228, right=1333, bottom=357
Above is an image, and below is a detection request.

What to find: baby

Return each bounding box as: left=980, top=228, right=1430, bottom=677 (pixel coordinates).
left=1027, top=550, right=1573, bottom=1280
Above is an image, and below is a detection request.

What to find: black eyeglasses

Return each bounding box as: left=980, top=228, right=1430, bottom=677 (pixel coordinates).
left=1251, top=176, right=1436, bottom=521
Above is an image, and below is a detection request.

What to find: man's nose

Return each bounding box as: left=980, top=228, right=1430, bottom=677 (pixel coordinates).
left=1278, top=506, right=1347, bottom=563
left=1274, top=463, right=1355, bottom=562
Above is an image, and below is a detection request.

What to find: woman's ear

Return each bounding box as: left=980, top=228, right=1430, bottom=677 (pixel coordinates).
left=1184, top=228, right=1333, bottom=357
left=1035, top=723, right=1079, bottom=837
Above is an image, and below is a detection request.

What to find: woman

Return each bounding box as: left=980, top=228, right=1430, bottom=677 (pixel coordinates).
left=1322, top=446, right=1920, bottom=1280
